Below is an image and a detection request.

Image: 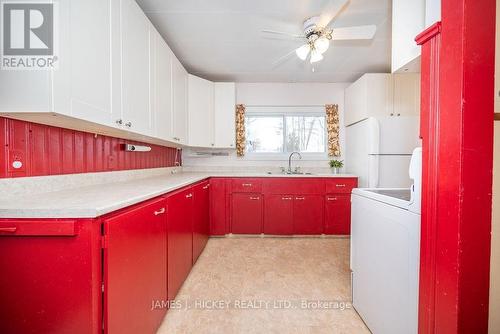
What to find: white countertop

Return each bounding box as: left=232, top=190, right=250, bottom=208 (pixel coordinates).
left=0, top=172, right=357, bottom=219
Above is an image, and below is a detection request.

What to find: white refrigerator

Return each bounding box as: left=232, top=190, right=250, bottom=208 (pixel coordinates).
left=345, top=116, right=421, bottom=188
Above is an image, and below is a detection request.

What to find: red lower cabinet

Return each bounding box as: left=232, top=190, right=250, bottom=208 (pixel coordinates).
left=167, top=188, right=194, bottom=301
left=0, top=219, right=101, bottom=334
left=103, top=197, right=168, bottom=334
left=231, top=193, right=263, bottom=234
left=192, top=181, right=210, bottom=263
left=324, top=195, right=351, bottom=235
left=209, top=178, right=228, bottom=235
left=264, top=195, right=294, bottom=235
left=293, top=195, right=324, bottom=235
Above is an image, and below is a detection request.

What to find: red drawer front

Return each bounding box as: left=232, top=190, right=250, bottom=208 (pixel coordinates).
left=231, top=178, right=262, bottom=193
left=262, top=178, right=325, bottom=195
left=0, top=220, right=78, bottom=236
left=325, top=178, right=358, bottom=194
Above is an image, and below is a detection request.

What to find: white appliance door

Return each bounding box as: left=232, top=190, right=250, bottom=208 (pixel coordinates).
left=376, top=116, right=421, bottom=154
left=361, top=116, right=420, bottom=187
left=346, top=118, right=379, bottom=188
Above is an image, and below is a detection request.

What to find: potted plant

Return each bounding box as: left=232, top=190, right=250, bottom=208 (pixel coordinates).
left=329, top=159, right=344, bottom=174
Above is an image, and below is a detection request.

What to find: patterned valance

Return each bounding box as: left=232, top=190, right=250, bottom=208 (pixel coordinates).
left=235, top=104, right=246, bottom=157
left=326, top=104, right=341, bottom=157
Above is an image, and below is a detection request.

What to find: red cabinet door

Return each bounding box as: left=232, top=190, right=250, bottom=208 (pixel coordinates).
left=209, top=178, right=227, bottom=235
left=293, top=195, right=324, bottom=235
left=231, top=193, right=263, bottom=234
left=264, top=194, right=293, bottom=235
left=167, top=188, right=193, bottom=301
left=0, top=218, right=101, bottom=334
left=324, top=194, right=351, bottom=235
left=193, top=181, right=209, bottom=263
left=103, top=197, right=168, bottom=334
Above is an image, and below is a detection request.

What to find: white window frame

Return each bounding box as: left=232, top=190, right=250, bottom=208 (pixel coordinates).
left=244, top=106, right=329, bottom=161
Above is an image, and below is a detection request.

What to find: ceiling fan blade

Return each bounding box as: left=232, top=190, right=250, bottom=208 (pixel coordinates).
left=317, top=0, right=349, bottom=28
left=262, top=30, right=305, bottom=40
left=271, top=46, right=305, bottom=68
left=330, top=25, right=377, bottom=40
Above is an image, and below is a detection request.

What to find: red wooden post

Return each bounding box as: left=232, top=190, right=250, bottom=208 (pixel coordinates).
left=416, top=21, right=442, bottom=334
left=417, top=0, right=496, bottom=333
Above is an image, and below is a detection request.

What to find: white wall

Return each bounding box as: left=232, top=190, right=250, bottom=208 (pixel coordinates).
left=182, top=82, right=348, bottom=172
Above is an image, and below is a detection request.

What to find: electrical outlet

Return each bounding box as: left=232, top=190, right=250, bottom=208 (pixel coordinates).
left=8, top=150, right=25, bottom=172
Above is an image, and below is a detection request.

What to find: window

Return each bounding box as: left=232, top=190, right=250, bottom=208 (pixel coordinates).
left=245, top=107, right=326, bottom=155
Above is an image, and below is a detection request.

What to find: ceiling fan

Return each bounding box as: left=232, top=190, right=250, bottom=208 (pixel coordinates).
left=262, top=0, right=377, bottom=65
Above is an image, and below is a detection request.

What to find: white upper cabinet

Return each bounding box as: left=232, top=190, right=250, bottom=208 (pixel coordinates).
left=392, top=0, right=425, bottom=72
left=214, top=83, right=236, bottom=148
left=0, top=0, right=190, bottom=147
left=345, top=73, right=420, bottom=127
left=151, top=29, right=173, bottom=141
left=187, top=77, right=236, bottom=149
left=345, top=74, right=393, bottom=126
left=188, top=75, right=214, bottom=147
left=55, top=0, right=113, bottom=126
left=393, top=74, right=421, bottom=117
left=118, top=0, right=153, bottom=135
left=0, top=0, right=113, bottom=125
left=172, top=56, right=188, bottom=145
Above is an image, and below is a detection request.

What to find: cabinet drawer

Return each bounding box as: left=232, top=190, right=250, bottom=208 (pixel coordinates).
left=0, top=220, right=78, bottom=236
left=325, top=178, right=358, bottom=194
left=231, top=178, right=262, bottom=193
left=262, top=178, right=325, bottom=195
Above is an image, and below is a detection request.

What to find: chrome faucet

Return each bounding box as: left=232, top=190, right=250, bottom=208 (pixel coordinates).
left=287, top=152, right=302, bottom=174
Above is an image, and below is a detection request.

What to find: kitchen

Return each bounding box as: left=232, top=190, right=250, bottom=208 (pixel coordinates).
left=0, top=0, right=497, bottom=334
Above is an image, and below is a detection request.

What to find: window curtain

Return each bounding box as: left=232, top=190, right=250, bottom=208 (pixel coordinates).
left=325, top=104, right=341, bottom=157
left=235, top=104, right=246, bottom=157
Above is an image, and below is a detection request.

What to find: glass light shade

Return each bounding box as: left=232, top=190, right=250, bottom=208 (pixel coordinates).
left=310, top=50, right=324, bottom=63
left=314, top=37, right=330, bottom=54
left=295, top=44, right=310, bottom=60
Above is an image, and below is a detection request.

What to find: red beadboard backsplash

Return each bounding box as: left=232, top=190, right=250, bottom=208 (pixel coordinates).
left=0, top=117, right=181, bottom=178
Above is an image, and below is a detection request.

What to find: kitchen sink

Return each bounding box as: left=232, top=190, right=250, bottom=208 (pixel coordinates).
left=266, top=171, right=314, bottom=175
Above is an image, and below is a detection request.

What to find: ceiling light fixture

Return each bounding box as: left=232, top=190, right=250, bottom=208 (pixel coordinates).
left=314, top=36, right=330, bottom=54
left=295, top=44, right=311, bottom=60
left=310, top=50, right=324, bottom=63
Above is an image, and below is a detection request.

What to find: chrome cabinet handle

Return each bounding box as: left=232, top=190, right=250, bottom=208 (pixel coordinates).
left=203, top=184, right=210, bottom=190
left=242, top=183, right=252, bottom=187
left=282, top=197, right=292, bottom=200
left=115, top=119, right=123, bottom=125
left=125, top=121, right=132, bottom=128
left=154, top=208, right=166, bottom=215
left=295, top=197, right=305, bottom=200
left=249, top=196, right=260, bottom=200
left=0, top=227, right=17, bottom=233
left=335, top=184, right=346, bottom=187
left=186, top=193, right=193, bottom=198
left=327, top=197, right=338, bottom=201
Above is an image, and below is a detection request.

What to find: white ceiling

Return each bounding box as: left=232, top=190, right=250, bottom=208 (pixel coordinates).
left=137, top=0, right=392, bottom=83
